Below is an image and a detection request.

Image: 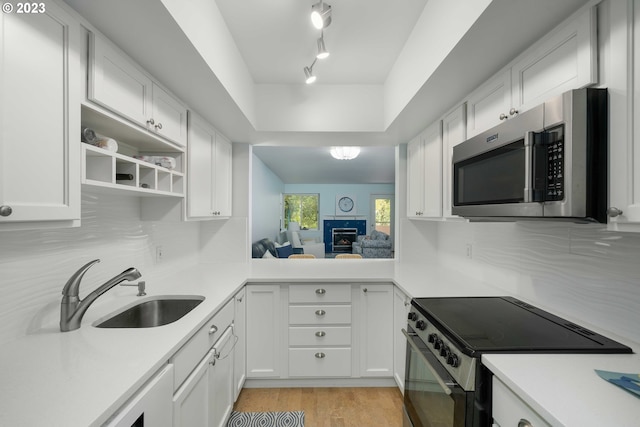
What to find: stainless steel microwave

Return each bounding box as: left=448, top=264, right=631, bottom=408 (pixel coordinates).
left=452, top=88, right=608, bottom=222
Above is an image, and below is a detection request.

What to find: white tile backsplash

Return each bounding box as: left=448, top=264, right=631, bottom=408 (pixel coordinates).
left=437, top=221, right=640, bottom=344
left=0, top=193, right=200, bottom=345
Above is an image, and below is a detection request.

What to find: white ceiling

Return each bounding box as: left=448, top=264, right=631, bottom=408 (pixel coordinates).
left=62, top=0, right=591, bottom=184
left=253, top=145, right=395, bottom=184
left=215, top=0, right=428, bottom=84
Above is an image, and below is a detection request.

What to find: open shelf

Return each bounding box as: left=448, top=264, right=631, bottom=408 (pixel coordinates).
left=82, top=144, right=184, bottom=197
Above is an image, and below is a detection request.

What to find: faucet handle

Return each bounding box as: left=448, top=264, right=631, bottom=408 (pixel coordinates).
left=62, top=259, right=100, bottom=297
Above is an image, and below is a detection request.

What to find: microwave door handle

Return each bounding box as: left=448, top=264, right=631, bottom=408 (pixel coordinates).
left=523, top=131, right=533, bottom=203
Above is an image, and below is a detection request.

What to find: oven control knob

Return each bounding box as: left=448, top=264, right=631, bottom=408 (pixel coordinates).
left=415, top=320, right=426, bottom=330
left=447, top=353, right=460, bottom=368
left=440, top=345, right=450, bottom=358
left=407, top=312, right=418, bottom=321
left=434, top=338, right=443, bottom=350
left=427, top=333, right=437, bottom=343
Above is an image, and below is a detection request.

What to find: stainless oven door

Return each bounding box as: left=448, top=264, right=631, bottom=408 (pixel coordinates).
left=402, top=328, right=472, bottom=427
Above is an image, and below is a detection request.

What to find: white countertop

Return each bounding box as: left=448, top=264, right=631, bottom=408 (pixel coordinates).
left=483, top=352, right=640, bottom=427
left=0, top=260, right=637, bottom=426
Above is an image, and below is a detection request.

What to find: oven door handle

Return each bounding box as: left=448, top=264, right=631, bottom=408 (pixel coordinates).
left=402, top=328, right=455, bottom=395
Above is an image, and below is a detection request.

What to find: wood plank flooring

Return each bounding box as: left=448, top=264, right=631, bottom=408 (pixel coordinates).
left=233, top=387, right=404, bottom=427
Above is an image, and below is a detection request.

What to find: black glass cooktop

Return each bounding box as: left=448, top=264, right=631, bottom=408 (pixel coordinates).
left=412, top=297, right=632, bottom=357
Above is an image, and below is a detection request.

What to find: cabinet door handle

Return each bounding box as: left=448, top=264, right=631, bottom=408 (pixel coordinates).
left=518, top=419, right=533, bottom=427
left=315, top=352, right=326, bottom=359
left=499, top=113, right=508, bottom=120
left=363, top=288, right=368, bottom=293
left=315, top=309, right=326, bottom=316
left=509, top=107, right=519, bottom=116
left=315, top=288, right=326, bottom=295
left=0, top=205, right=12, bottom=217
left=209, top=325, right=218, bottom=335
left=155, top=123, right=163, bottom=130
left=146, top=118, right=155, bottom=125
left=315, top=331, right=326, bottom=337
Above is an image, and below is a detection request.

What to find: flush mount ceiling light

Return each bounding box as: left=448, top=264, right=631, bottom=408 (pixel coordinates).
left=304, top=65, right=316, bottom=84
left=316, top=35, right=330, bottom=59
left=330, top=146, right=361, bottom=160
left=311, top=1, right=332, bottom=29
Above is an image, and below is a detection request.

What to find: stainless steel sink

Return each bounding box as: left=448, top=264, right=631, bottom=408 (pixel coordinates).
left=94, top=295, right=205, bottom=328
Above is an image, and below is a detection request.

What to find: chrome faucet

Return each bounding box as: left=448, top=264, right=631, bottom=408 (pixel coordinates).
left=60, top=259, right=142, bottom=332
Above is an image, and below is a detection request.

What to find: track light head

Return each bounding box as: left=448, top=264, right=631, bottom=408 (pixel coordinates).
left=304, top=66, right=316, bottom=84
left=316, top=37, right=329, bottom=59
left=311, top=1, right=332, bottom=29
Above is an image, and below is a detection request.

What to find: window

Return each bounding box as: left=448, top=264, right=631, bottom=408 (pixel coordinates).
left=283, top=194, right=319, bottom=230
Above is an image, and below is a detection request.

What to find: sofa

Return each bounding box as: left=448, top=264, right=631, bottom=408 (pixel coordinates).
left=352, top=230, right=392, bottom=258
left=251, top=238, right=297, bottom=258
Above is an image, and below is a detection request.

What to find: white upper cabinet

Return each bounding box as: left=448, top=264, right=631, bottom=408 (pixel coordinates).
left=466, top=71, right=512, bottom=138
left=606, top=0, right=640, bottom=231
left=0, top=0, right=81, bottom=229
left=89, top=33, right=187, bottom=147
left=407, top=121, right=443, bottom=219
left=466, top=6, right=597, bottom=138
left=187, top=112, right=232, bottom=219
left=441, top=103, right=466, bottom=219
left=511, top=6, right=597, bottom=112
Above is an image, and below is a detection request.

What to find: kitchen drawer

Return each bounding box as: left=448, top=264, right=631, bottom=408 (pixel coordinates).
left=289, top=284, right=351, bottom=304
left=289, top=348, right=352, bottom=377
left=289, top=305, right=351, bottom=325
left=170, top=299, right=234, bottom=391
left=492, top=377, right=551, bottom=427
left=289, top=326, right=351, bottom=346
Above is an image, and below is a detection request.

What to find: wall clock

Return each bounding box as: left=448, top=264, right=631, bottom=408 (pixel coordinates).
left=336, top=195, right=356, bottom=215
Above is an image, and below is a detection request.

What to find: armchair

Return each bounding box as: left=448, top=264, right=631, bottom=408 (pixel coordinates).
left=286, top=222, right=326, bottom=258
left=352, top=230, right=392, bottom=258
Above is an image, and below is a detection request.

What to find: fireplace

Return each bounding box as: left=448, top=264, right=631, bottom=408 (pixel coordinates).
left=331, top=228, right=357, bottom=252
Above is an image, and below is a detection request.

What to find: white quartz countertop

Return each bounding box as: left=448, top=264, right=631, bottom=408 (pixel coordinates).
left=483, top=352, right=640, bottom=427
left=0, top=260, right=637, bottom=426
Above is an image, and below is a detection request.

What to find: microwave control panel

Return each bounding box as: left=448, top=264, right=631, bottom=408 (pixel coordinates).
left=533, top=125, right=565, bottom=202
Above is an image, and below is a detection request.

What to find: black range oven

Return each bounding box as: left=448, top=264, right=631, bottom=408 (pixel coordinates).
left=402, top=297, right=632, bottom=427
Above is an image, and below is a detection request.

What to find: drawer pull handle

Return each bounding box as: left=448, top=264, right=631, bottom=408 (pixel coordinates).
left=315, top=309, right=326, bottom=316
left=363, top=288, right=368, bottom=293
left=209, top=325, right=218, bottom=335
left=315, top=352, right=326, bottom=359
left=315, top=331, right=326, bottom=337
left=315, top=288, right=326, bottom=295
left=518, top=419, right=533, bottom=427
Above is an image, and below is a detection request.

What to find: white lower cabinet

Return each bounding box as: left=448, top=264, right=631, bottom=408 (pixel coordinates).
left=246, top=282, right=395, bottom=381
left=358, top=284, right=394, bottom=377
left=233, top=288, right=246, bottom=400
left=492, top=377, right=551, bottom=427
left=246, top=285, right=282, bottom=378
left=288, top=283, right=352, bottom=378
left=105, top=364, right=174, bottom=427
left=170, top=300, right=235, bottom=427
left=393, top=287, right=411, bottom=392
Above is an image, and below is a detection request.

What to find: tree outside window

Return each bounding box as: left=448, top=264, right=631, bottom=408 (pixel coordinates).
left=375, top=198, right=391, bottom=235
left=283, top=194, right=319, bottom=230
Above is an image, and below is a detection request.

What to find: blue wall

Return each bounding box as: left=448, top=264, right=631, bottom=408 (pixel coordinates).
left=251, top=154, right=284, bottom=242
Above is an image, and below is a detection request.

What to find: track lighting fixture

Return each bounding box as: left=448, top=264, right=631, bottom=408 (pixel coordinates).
left=316, top=36, right=329, bottom=59
left=303, top=2, right=332, bottom=83
left=311, top=1, right=332, bottom=29
left=304, top=65, right=316, bottom=84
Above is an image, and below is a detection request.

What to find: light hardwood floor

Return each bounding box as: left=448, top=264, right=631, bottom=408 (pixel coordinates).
left=233, top=387, right=404, bottom=427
